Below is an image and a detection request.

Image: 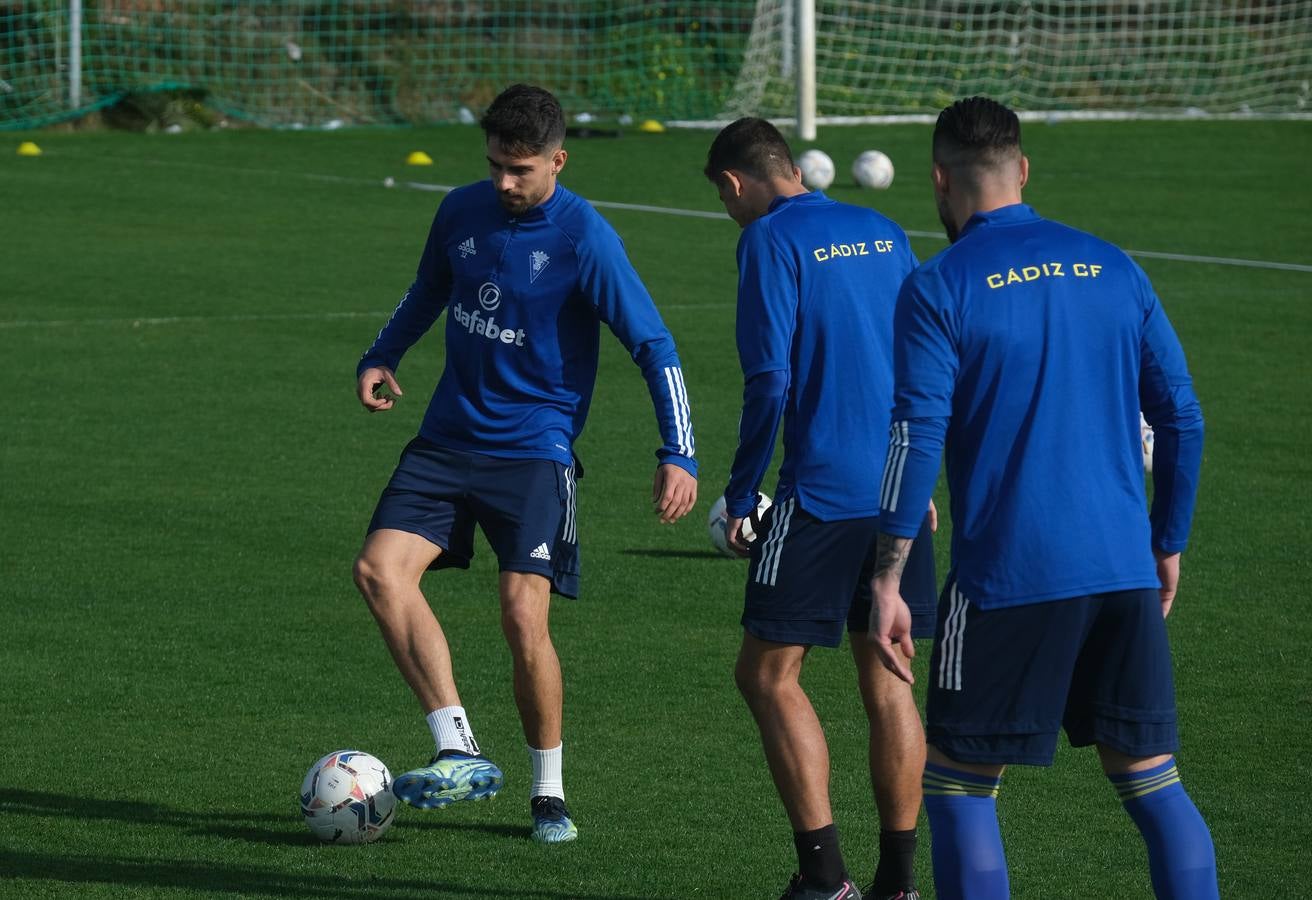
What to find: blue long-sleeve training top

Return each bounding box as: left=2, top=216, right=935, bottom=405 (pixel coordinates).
left=358, top=181, right=696, bottom=475
left=726, top=191, right=918, bottom=520
left=879, top=203, right=1204, bottom=609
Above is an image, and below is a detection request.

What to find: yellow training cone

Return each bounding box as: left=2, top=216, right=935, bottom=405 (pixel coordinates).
left=17, top=141, right=41, bottom=156
left=638, top=119, right=666, bottom=134
left=405, top=151, right=433, bottom=166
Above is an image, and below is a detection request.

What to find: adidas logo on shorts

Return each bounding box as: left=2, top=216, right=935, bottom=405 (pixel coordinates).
left=530, top=543, right=552, bottom=561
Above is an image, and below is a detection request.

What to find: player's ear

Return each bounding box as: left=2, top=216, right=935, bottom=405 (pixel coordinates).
left=1017, top=155, right=1029, bottom=190
left=931, top=161, right=949, bottom=195
left=723, top=170, right=746, bottom=197
left=550, top=147, right=567, bottom=175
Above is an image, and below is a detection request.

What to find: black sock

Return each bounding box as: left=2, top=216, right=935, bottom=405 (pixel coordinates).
left=793, top=823, right=846, bottom=889
left=872, top=827, right=918, bottom=894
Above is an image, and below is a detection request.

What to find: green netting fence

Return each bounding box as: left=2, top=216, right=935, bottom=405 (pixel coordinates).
left=2, top=1, right=1309, bottom=131
left=1, top=1, right=758, bottom=129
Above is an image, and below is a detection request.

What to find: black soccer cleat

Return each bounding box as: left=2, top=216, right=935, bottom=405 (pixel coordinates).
left=777, top=873, right=862, bottom=900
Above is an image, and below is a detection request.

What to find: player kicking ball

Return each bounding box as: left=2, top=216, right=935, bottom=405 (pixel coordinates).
left=706, top=118, right=937, bottom=900
left=352, top=84, right=698, bottom=844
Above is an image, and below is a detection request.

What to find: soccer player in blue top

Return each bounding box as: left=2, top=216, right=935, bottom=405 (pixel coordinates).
left=706, top=118, right=938, bottom=900
left=352, top=84, right=698, bottom=844
left=869, top=97, right=1217, bottom=898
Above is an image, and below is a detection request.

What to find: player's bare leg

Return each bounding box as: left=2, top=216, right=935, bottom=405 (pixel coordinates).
left=853, top=638, right=925, bottom=898
left=500, top=571, right=575, bottom=843
left=738, top=633, right=858, bottom=896
left=736, top=635, right=832, bottom=829
left=853, top=639, right=924, bottom=829
left=353, top=528, right=458, bottom=712
left=499, top=571, right=562, bottom=749
left=354, top=528, right=501, bottom=809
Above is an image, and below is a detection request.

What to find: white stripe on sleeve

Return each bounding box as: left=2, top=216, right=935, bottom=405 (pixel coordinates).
left=879, top=420, right=910, bottom=512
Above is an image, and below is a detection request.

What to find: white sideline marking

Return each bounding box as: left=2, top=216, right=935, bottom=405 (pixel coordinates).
left=5, top=155, right=1305, bottom=331
left=58, top=154, right=1312, bottom=273
left=400, top=180, right=1311, bottom=272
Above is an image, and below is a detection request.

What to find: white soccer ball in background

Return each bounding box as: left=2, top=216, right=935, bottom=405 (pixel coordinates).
left=1140, top=412, right=1155, bottom=473
left=852, top=150, right=895, bottom=189
left=300, top=750, right=397, bottom=844
left=797, top=149, right=835, bottom=190
left=708, top=493, right=773, bottom=558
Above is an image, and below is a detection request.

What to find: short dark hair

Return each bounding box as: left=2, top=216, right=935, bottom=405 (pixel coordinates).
left=932, top=96, right=1022, bottom=171
left=480, top=84, right=566, bottom=157
left=704, top=117, right=796, bottom=184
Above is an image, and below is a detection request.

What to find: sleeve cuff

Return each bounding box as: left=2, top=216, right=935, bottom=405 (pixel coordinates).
left=657, top=453, right=698, bottom=478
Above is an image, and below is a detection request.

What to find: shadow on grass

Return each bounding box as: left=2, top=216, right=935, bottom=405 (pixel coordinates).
left=620, top=548, right=726, bottom=560
left=0, top=848, right=667, bottom=899
left=1, top=789, right=528, bottom=844
left=0, top=791, right=670, bottom=899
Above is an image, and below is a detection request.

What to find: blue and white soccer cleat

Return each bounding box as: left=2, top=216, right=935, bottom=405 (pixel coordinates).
left=530, top=795, right=578, bottom=844
left=391, top=750, right=502, bottom=810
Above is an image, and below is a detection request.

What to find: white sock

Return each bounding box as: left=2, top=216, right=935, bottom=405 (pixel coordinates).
left=528, top=743, right=564, bottom=800
left=425, top=705, right=480, bottom=755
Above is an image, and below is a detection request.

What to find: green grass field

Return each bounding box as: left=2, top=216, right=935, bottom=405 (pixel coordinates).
left=2, top=119, right=1310, bottom=899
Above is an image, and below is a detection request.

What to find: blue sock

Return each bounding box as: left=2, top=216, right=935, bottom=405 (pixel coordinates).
left=1109, top=758, right=1218, bottom=899
left=922, top=763, right=1009, bottom=900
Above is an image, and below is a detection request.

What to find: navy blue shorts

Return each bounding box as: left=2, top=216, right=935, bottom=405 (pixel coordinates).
left=367, top=438, right=580, bottom=598
left=926, top=582, right=1178, bottom=765
left=742, top=497, right=937, bottom=648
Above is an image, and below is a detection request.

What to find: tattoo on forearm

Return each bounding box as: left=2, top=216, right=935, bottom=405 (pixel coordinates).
left=873, top=533, right=913, bottom=580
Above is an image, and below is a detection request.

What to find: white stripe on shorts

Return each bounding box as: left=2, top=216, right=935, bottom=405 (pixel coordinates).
left=563, top=466, right=577, bottom=544
left=754, top=497, right=795, bottom=587
left=937, top=583, right=969, bottom=691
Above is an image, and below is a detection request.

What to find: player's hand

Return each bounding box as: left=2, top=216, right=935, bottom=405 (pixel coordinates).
left=1154, top=549, right=1180, bottom=618
left=358, top=366, right=403, bottom=412
left=725, top=515, right=752, bottom=557
left=928, top=498, right=938, bottom=533
left=652, top=463, right=697, bottom=524
left=868, top=575, right=916, bottom=684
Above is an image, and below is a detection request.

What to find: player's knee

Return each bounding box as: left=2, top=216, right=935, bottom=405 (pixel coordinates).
left=500, top=604, right=549, bottom=651
left=734, top=656, right=786, bottom=704
left=859, top=670, right=914, bottom=716
left=352, top=553, right=398, bottom=605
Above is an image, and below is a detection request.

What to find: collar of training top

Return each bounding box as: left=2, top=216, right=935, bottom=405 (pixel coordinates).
left=768, top=190, right=830, bottom=214
left=488, top=180, right=566, bottom=222
left=959, top=202, right=1039, bottom=238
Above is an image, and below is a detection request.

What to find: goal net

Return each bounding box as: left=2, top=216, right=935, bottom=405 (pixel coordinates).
left=0, top=1, right=755, bottom=130
left=2, top=1, right=1307, bottom=131
left=721, top=0, right=1312, bottom=123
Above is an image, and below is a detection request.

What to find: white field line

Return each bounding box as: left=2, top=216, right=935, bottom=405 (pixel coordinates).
left=404, top=181, right=1312, bottom=272
left=66, top=154, right=1312, bottom=272
left=4, top=156, right=1306, bottom=331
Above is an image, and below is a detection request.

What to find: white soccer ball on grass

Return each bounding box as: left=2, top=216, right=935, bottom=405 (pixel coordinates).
left=852, top=150, right=895, bottom=189
left=797, top=149, right=836, bottom=190
left=708, top=493, right=773, bottom=558
left=300, top=750, right=397, bottom=844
